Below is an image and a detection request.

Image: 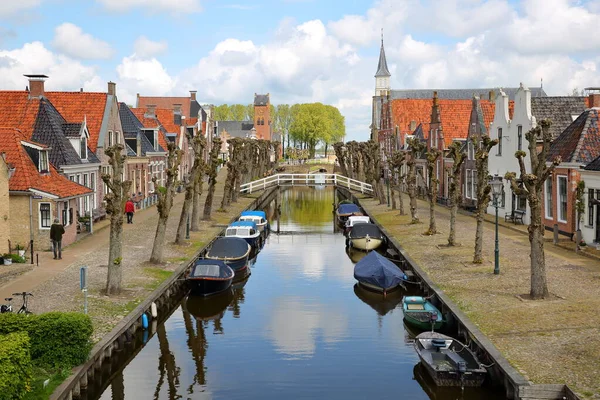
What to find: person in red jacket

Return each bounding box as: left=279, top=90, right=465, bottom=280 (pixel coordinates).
left=125, top=199, right=135, bottom=224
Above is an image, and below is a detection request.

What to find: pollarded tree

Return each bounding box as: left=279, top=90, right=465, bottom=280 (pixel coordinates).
left=422, top=148, right=441, bottom=235
left=175, top=133, right=206, bottom=244
left=406, top=137, right=426, bottom=224
left=505, top=120, right=560, bottom=299
left=150, top=142, right=182, bottom=264
left=203, top=137, right=222, bottom=220
left=473, top=135, right=498, bottom=263
left=333, top=142, right=350, bottom=177
left=447, top=141, right=467, bottom=246
left=389, top=151, right=406, bottom=215
left=101, top=144, right=132, bottom=295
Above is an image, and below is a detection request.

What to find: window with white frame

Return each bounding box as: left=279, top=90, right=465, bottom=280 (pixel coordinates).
left=517, top=125, right=523, bottom=151
left=497, top=128, right=502, bottom=155
left=80, top=137, right=87, bottom=159
left=588, top=189, right=595, bottom=226
left=39, top=203, right=51, bottom=229
left=116, top=131, right=121, bottom=144
left=468, top=141, right=474, bottom=160
left=62, top=201, right=69, bottom=226
left=466, top=169, right=472, bottom=199
left=472, top=170, right=477, bottom=197
left=91, top=172, right=96, bottom=208
left=39, top=150, right=49, bottom=172
left=545, top=178, right=553, bottom=219
left=558, top=176, right=567, bottom=222
left=108, top=131, right=114, bottom=147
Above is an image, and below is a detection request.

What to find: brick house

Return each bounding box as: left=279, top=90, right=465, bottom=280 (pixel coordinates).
left=580, top=155, right=600, bottom=244
left=545, top=98, right=600, bottom=238
left=487, top=84, right=589, bottom=225
left=44, top=79, right=127, bottom=218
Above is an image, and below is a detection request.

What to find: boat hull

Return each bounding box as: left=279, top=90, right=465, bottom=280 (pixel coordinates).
left=350, top=237, right=383, bottom=251
left=358, top=280, right=403, bottom=295
left=418, top=359, right=486, bottom=387
left=404, top=314, right=444, bottom=331
left=188, top=277, right=233, bottom=297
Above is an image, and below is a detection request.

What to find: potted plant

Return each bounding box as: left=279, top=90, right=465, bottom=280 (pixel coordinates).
left=15, top=244, right=25, bottom=257
left=3, top=254, right=12, bottom=265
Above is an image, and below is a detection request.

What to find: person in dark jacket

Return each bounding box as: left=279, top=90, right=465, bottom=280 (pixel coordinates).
left=50, top=218, right=65, bottom=260
left=125, top=199, right=135, bottom=224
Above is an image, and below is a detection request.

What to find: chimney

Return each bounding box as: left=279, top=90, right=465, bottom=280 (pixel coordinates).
left=145, top=104, right=156, bottom=119
left=409, top=120, right=417, bottom=132
left=589, top=93, right=600, bottom=108
left=80, top=88, right=83, bottom=92
left=24, top=74, right=48, bottom=99
left=136, top=133, right=142, bottom=157
left=108, top=81, right=116, bottom=96
left=189, top=90, right=197, bottom=101
left=489, top=90, right=495, bottom=101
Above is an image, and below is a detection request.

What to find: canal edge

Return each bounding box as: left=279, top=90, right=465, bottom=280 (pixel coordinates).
left=50, top=187, right=279, bottom=400
left=340, top=188, right=534, bottom=399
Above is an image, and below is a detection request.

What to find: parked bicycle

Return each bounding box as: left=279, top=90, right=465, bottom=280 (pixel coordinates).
left=0, top=292, right=33, bottom=314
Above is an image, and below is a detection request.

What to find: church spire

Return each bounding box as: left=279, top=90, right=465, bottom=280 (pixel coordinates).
left=375, top=29, right=391, bottom=78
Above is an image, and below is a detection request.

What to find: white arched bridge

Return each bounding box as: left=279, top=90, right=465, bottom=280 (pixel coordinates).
left=240, top=173, right=373, bottom=195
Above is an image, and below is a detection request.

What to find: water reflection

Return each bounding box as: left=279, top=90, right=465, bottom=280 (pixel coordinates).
left=265, top=296, right=348, bottom=359
left=353, top=283, right=403, bottom=316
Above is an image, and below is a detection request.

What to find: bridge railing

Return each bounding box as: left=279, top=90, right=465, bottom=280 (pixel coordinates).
left=239, top=174, right=373, bottom=195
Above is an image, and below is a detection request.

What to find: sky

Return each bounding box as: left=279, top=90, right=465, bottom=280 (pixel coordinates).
left=1, top=0, right=600, bottom=142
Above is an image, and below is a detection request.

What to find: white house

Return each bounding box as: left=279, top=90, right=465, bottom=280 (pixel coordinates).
left=581, top=156, right=600, bottom=245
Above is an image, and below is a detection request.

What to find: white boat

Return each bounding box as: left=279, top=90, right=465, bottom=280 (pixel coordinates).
left=239, top=210, right=268, bottom=232
left=344, top=216, right=371, bottom=236
left=348, top=223, right=384, bottom=251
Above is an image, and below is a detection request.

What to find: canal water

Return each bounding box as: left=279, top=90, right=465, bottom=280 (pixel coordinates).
left=96, top=187, right=503, bottom=400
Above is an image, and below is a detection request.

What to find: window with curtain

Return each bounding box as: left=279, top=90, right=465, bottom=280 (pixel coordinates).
left=545, top=178, right=553, bottom=218
left=40, top=203, right=51, bottom=228
left=558, top=176, right=567, bottom=222
left=39, top=150, right=49, bottom=172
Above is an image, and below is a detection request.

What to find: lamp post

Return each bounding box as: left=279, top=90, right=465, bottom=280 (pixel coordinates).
left=488, top=175, right=503, bottom=275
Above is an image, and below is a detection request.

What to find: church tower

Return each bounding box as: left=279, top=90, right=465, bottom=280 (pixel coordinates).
left=375, top=33, right=391, bottom=96
left=253, top=93, right=271, bottom=140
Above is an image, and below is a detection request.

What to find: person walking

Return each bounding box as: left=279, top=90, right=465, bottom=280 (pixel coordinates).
left=125, top=199, right=135, bottom=224
left=50, top=218, right=65, bottom=260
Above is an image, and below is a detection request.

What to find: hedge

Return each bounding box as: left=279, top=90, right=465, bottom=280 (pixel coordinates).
left=0, top=332, right=32, bottom=400
left=0, top=312, right=93, bottom=368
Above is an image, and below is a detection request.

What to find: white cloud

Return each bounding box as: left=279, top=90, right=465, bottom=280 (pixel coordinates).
left=0, top=0, right=42, bottom=18
left=0, top=41, right=103, bottom=91
left=133, top=36, right=167, bottom=58
left=96, top=0, right=202, bottom=14
left=52, top=23, right=113, bottom=60
left=116, top=54, right=176, bottom=102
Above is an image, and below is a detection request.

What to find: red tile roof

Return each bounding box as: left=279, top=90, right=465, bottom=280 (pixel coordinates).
left=137, top=96, right=192, bottom=118
left=0, top=128, right=91, bottom=197
left=155, top=108, right=180, bottom=134
left=0, top=91, right=40, bottom=136
left=130, top=108, right=169, bottom=151
left=43, top=92, right=107, bottom=153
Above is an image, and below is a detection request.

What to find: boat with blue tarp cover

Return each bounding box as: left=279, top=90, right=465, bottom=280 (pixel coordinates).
left=205, top=237, right=251, bottom=275
left=186, top=259, right=234, bottom=296
left=336, top=203, right=363, bottom=225
left=403, top=296, right=444, bottom=331
left=239, top=210, right=268, bottom=232
left=225, top=220, right=261, bottom=249
left=353, top=251, right=407, bottom=295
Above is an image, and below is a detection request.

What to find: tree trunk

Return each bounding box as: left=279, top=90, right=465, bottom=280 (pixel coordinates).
left=407, top=164, right=418, bottom=223
left=529, top=201, right=549, bottom=298
left=191, top=178, right=201, bottom=231
left=175, top=186, right=194, bottom=245
left=203, top=176, right=217, bottom=220
left=473, top=213, right=484, bottom=263
left=220, top=166, right=233, bottom=209
left=398, top=187, right=405, bottom=215
left=377, top=179, right=386, bottom=204
left=428, top=195, right=436, bottom=234
left=106, top=216, right=124, bottom=294
left=150, top=215, right=168, bottom=263
left=391, top=187, right=397, bottom=210
left=448, top=202, right=457, bottom=246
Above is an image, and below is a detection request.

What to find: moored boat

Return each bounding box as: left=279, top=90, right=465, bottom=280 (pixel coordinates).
left=186, top=259, right=234, bottom=296
left=225, top=220, right=261, bottom=249
left=414, top=331, right=487, bottom=387
left=336, top=203, right=363, bottom=225
left=353, top=251, right=407, bottom=295
left=344, top=215, right=370, bottom=236
left=402, top=296, right=444, bottom=331
left=205, top=237, right=251, bottom=275
left=239, top=210, right=268, bottom=232
left=348, top=223, right=384, bottom=251
left=185, top=288, right=234, bottom=321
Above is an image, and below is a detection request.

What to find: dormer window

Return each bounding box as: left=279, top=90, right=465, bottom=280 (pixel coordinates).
left=39, top=150, right=49, bottom=172
left=154, top=131, right=158, bottom=151
left=108, top=131, right=114, bottom=147
left=80, top=138, right=87, bottom=159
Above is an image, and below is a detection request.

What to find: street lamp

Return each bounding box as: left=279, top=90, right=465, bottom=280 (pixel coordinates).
left=488, top=174, right=503, bottom=275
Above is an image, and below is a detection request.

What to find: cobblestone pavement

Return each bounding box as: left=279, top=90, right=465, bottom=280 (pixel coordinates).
left=0, top=168, right=260, bottom=341
left=360, top=193, right=600, bottom=399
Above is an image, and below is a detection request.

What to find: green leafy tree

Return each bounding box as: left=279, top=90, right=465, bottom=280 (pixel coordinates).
left=213, top=104, right=231, bottom=121
left=230, top=104, right=248, bottom=121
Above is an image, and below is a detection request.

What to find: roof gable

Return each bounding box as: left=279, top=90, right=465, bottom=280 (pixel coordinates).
left=548, top=109, right=600, bottom=164
left=531, top=97, right=589, bottom=140
left=136, top=96, right=195, bottom=118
